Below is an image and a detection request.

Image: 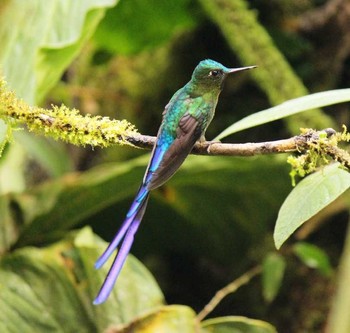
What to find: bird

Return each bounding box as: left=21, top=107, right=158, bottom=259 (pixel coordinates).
left=93, top=59, right=256, bottom=304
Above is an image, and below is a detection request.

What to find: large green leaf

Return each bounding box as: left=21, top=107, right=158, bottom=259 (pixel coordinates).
left=1, top=225, right=280, bottom=332
left=9, top=154, right=290, bottom=266
left=0, top=227, right=164, bottom=332
left=149, top=155, right=289, bottom=263
left=274, top=163, right=350, bottom=249
left=94, top=0, right=198, bottom=54
left=0, top=0, right=117, bottom=104
left=12, top=154, right=149, bottom=248
left=201, top=316, right=277, bottom=333
left=0, top=0, right=117, bottom=194
left=216, top=89, right=350, bottom=140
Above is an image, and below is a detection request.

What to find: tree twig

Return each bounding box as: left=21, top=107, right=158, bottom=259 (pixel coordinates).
left=196, top=265, right=262, bottom=322
left=1, top=78, right=349, bottom=170
left=128, top=128, right=350, bottom=169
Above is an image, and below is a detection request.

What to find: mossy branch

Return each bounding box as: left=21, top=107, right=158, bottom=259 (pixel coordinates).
left=287, top=126, right=350, bottom=184
left=1, top=78, right=349, bottom=182
left=0, top=78, right=138, bottom=148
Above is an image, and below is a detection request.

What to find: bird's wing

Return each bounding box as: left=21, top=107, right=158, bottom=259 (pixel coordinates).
left=146, top=112, right=202, bottom=190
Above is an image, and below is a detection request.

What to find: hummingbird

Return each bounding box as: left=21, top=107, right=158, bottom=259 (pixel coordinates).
left=93, top=59, right=256, bottom=304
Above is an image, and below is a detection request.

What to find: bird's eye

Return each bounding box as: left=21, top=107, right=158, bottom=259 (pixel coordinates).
left=209, top=70, right=221, bottom=77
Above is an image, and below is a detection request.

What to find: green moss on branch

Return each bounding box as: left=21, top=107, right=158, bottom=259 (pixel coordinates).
left=0, top=78, right=138, bottom=148
left=287, top=126, right=350, bottom=185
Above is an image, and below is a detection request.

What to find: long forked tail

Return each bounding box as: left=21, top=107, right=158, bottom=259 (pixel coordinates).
left=93, top=186, right=149, bottom=305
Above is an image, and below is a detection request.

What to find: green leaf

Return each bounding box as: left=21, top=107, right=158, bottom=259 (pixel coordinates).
left=0, top=194, right=18, bottom=254
left=201, top=316, right=277, bottom=333
left=119, top=305, right=197, bottom=333
left=216, top=89, right=350, bottom=140
left=13, top=154, right=150, bottom=247
left=262, top=253, right=286, bottom=302
left=14, top=132, right=73, bottom=178
left=0, top=0, right=117, bottom=103
left=0, top=142, right=26, bottom=194
left=0, top=227, right=164, bottom=332
left=94, top=0, right=198, bottom=54
left=0, top=0, right=117, bottom=193
left=293, top=242, right=333, bottom=276
left=10, top=154, right=290, bottom=269
left=274, top=163, right=350, bottom=249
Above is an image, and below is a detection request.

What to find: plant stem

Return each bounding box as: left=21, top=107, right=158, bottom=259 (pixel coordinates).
left=197, top=265, right=262, bottom=322
left=326, top=219, right=350, bottom=333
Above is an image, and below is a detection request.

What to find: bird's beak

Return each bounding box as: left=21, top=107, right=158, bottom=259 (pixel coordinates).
left=228, top=65, right=257, bottom=74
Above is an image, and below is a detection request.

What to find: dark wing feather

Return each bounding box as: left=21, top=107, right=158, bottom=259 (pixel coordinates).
left=147, top=113, right=201, bottom=190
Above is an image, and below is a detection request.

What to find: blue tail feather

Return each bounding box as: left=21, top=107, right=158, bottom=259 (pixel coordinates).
left=126, top=185, right=148, bottom=218
left=93, top=218, right=141, bottom=304
left=143, top=146, right=167, bottom=185
left=95, top=186, right=148, bottom=270
left=93, top=189, right=149, bottom=304
left=94, top=214, right=135, bottom=270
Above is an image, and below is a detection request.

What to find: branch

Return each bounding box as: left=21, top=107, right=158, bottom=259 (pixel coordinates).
left=0, top=78, right=137, bottom=148
left=297, top=0, right=348, bottom=32
left=129, top=129, right=350, bottom=172
left=196, top=265, right=262, bottom=322
left=1, top=77, right=349, bottom=172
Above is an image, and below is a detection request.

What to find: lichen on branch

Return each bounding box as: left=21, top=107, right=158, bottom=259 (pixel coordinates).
left=1, top=77, right=349, bottom=184
left=0, top=78, right=138, bottom=148
left=287, top=126, right=350, bottom=185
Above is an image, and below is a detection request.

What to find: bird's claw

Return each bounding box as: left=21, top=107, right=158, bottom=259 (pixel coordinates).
left=206, top=140, right=221, bottom=154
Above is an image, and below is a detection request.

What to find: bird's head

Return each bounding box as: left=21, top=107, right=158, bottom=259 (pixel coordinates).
left=191, top=59, right=256, bottom=92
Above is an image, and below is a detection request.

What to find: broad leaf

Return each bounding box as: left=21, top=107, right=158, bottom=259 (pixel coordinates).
left=117, top=305, right=197, bottom=333
left=0, top=0, right=118, bottom=103
left=9, top=154, right=290, bottom=267
left=0, top=0, right=117, bottom=192
left=201, top=316, right=277, bottom=333
left=13, top=154, right=149, bottom=248
left=274, top=163, right=350, bottom=249
left=0, top=227, right=164, bottom=332
left=94, top=0, right=198, bottom=54
left=216, top=89, right=350, bottom=140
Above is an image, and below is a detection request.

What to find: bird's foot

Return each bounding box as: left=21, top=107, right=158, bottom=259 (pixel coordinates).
left=206, top=139, right=221, bottom=154
left=197, top=136, right=221, bottom=153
